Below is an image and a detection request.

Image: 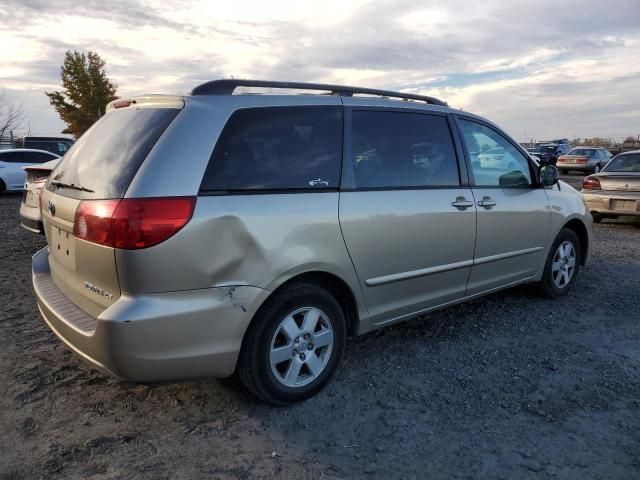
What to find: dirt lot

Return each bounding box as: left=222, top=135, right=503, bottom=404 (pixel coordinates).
left=1, top=179, right=640, bottom=479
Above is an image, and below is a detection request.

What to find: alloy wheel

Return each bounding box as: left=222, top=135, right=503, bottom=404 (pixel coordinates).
left=269, top=307, right=334, bottom=388
left=551, top=241, right=577, bottom=289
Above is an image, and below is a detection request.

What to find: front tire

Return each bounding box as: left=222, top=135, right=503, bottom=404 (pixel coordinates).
left=593, top=164, right=601, bottom=173
left=539, top=228, right=581, bottom=298
left=237, top=283, right=346, bottom=405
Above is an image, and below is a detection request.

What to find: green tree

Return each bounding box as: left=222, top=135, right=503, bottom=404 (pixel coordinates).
left=46, top=50, right=117, bottom=137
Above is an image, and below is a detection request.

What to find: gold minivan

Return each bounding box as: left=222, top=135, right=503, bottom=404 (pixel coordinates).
left=33, top=80, right=591, bottom=404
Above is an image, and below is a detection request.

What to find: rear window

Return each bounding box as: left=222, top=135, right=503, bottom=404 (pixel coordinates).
left=604, top=154, right=640, bottom=172
left=568, top=149, right=595, bottom=156
left=200, top=106, right=342, bottom=192
left=0, top=151, right=55, bottom=163
left=48, top=107, right=179, bottom=199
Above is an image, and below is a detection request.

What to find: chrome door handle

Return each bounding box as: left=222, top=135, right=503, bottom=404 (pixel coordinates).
left=477, top=197, right=496, bottom=208
left=451, top=198, right=474, bottom=210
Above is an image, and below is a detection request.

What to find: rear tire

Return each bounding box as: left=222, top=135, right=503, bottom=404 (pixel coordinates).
left=539, top=228, right=581, bottom=299
left=0, top=179, right=6, bottom=194
left=236, top=283, right=346, bottom=405
left=593, top=164, right=601, bottom=173
left=559, top=169, right=568, bottom=175
left=592, top=213, right=602, bottom=223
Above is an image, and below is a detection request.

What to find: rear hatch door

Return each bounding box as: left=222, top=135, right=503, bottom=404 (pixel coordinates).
left=40, top=98, right=182, bottom=318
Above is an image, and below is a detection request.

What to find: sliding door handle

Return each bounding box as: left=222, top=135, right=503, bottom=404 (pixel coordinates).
left=477, top=197, right=496, bottom=208
left=451, top=197, right=474, bottom=210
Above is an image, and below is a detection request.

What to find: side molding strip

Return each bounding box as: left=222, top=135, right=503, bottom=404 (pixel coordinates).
left=365, top=246, right=544, bottom=287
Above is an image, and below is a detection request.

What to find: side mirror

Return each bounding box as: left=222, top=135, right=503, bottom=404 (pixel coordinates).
left=539, top=165, right=559, bottom=186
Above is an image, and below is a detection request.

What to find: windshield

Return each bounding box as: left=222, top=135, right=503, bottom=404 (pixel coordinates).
left=47, top=107, right=179, bottom=199
left=603, top=154, right=640, bottom=172
left=567, top=148, right=595, bottom=156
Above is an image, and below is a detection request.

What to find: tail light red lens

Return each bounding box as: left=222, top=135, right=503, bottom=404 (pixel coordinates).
left=73, top=197, right=195, bottom=249
left=575, top=156, right=588, bottom=164
left=582, top=177, right=601, bottom=190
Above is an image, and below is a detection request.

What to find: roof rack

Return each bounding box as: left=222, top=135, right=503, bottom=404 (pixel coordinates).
left=190, top=79, right=447, bottom=106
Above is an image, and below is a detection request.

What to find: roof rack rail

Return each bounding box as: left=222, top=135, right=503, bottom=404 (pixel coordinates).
left=190, top=79, right=447, bottom=106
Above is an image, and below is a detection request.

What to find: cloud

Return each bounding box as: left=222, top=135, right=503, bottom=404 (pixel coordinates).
left=0, top=0, right=638, bottom=139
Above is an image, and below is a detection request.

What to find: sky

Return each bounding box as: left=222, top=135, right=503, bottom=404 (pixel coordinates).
left=1, top=0, right=639, bottom=142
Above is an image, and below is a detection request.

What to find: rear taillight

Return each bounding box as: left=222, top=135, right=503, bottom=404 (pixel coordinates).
left=582, top=177, right=601, bottom=190
left=73, top=197, right=195, bottom=249
left=576, top=156, right=588, bottom=164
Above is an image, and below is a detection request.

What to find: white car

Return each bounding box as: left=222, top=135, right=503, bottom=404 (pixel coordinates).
left=0, top=149, right=60, bottom=193
left=19, top=158, right=60, bottom=233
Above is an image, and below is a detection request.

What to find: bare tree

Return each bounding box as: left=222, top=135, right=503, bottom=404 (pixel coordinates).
left=0, top=92, right=26, bottom=140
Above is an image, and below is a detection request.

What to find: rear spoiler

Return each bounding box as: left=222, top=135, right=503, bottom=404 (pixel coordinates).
left=106, top=95, right=185, bottom=113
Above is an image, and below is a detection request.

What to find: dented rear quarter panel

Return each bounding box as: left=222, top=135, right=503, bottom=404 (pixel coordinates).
left=117, top=93, right=369, bottom=328
left=115, top=193, right=369, bottom=323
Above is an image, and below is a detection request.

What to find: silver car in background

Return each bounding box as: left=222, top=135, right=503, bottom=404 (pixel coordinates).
left=557, top=146, right=612, bottom=174
left=582, top=150, right=640, bottom=223
left=33, top=80, right=591, bottom=404
left=20, top=158, right=60, bottom=233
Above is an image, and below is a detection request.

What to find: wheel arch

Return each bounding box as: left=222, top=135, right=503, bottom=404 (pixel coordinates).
left=249, top=271, right=361, bottom=339
left=562, top=218, right=589, bottom=265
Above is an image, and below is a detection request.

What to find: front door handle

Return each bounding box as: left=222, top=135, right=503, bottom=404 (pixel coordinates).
left=477, top=196, right=496, bottom=208
left=451, top=197, right=474, bottom=210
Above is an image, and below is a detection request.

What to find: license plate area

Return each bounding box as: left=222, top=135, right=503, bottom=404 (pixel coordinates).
left=51, top=227, right=76, bottom=270
left=25, top=190, right=38, bottom=207
left=611, top=200, right=637, bottom=211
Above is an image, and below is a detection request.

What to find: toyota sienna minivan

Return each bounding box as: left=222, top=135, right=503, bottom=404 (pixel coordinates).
left=32, top=80, right=592, bottom=404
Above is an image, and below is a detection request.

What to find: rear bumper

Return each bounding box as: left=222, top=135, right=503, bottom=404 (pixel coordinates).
left=19, top=198, right=44, bottom=234
left=20, top=214, right=44, bottom=234
left=32, top=247, right=269, bottom=381
left=583, top=192, right=640, bottom=216
left=556, top=163, right=592, bottom=172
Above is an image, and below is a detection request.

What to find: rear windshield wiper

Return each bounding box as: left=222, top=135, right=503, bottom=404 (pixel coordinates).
left=51, top=180, right=95, bottom=193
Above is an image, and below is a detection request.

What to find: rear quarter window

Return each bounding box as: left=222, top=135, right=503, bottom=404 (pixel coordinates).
left=200, top=106, right=342, bottom=192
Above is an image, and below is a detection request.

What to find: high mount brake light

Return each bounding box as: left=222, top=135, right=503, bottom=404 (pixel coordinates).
left=73, top=197, right=196, bottom=249
left=112, top=99, right=136, bottom=109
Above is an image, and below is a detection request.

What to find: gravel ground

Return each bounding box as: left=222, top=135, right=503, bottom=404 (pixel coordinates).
left=1, top=188, right=639, bottom=480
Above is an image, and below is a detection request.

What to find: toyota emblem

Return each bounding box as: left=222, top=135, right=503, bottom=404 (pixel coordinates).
left=48, top=200, right=56, bottom=216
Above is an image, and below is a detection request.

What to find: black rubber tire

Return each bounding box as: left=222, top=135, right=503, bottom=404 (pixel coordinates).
left=0, top=179, right=6, bottom=194
left=539, top=228, right=581, bottom=299
left=559, top=169, right=568, bottom=175
left=593, top=164, right=601, bottom=174
left=236, top=283, right=346, bottom=405
left=592, top=213, right=602, bottom=223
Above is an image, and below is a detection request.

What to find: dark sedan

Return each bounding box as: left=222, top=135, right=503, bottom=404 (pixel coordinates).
left=529, top=143, right=572, bottom=166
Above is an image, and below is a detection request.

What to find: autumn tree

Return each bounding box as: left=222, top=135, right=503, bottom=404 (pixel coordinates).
left=46, top=50, right=117, bottom=137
